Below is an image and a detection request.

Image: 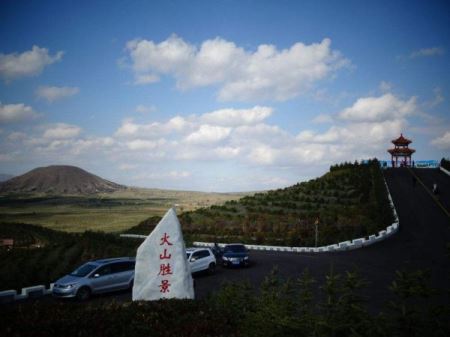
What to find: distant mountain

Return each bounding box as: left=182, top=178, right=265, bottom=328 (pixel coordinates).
left=0, top=174, right=14, bottom=182
left=0, top=165, right=126, bottom=195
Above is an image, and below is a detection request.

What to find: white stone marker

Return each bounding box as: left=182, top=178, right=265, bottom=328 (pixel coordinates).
left=132, top=207, right=194, bottom=301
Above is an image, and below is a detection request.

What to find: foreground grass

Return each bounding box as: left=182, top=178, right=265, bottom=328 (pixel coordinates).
left=1, top=269, right=448, bottom=337
left=0, top=188, right=247, bottom=232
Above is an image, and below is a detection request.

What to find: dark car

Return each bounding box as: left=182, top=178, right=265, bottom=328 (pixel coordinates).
left=221, top=244, right=249, bottom=267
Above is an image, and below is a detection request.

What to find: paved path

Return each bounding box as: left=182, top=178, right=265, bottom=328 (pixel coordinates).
left=24, top=168, right=450, bottom=311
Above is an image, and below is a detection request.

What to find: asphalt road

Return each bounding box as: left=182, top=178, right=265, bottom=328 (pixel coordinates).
left=24, top=168, right=450, bottom=311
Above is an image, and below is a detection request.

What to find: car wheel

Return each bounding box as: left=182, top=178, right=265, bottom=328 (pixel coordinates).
left=76, top=287, right=91, bottom=301
left=208, top=262, right=216, bottom=274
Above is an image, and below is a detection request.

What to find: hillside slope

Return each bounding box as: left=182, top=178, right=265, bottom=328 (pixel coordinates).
left=0, top=165, right=125, bottom=195
left=128, top=160, right=395, bottom=246
left=0, top=174, right=13, bottom=182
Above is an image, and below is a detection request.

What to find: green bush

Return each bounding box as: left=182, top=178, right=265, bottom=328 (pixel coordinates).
left=1, top=268, right=448, bottom=337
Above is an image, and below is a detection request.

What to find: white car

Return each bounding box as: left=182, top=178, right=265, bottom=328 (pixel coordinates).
left=186, top=248, right=216, bottom=274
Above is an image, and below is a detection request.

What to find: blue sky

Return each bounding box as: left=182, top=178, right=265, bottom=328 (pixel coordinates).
left=0, top=0, right=449, bottom=191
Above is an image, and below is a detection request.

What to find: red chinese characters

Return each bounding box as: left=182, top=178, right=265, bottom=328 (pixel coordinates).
left=160, top=232, right=173, bottom=246
left=158, top=232, right=173, bottom=293
left=158, top=263, right=173, bottom=276
left=159, top=279, right=171, bottom=293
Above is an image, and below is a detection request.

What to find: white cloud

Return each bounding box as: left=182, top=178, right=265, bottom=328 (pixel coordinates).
left=185, top=124, right=231, bottom=144
left=126, top=139, right=166, bottom=150
left=115, top=116, right=191, bottom=138
left=132, top=170, right=192, bottom=181
left=135, top=104, right=156, bottom=113
left=125, top=35, right=349, bottom=101
left=43, top=123, right=82, bottom=139
left=200, top=106, right=272, bottom=126
left=3, top=91, right=434, bottom=192
left=0, top=46, right=63, bottom=82
left=0, top=102, right=39, bottom=123
left=431, top=132, right=450, bottom=150
left=410, top=47, right=444, bottom=58
left=339, top=93, right=417, bottom=122
left=248, top=145, right=277, bottom=165
left=213, top=146, right=241, bottom=159
left=36, top=86, right=79, bottom=102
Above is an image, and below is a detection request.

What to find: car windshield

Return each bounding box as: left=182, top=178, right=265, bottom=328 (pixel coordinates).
left=224, top=245, right=246, bottom=253
left=70, top=263, right=97, bottom=277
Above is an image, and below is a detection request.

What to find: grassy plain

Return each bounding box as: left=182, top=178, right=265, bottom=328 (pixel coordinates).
left=0, top=187, right=249, bottom=233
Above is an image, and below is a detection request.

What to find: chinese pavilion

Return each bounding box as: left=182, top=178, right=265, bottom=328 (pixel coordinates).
left=387, top=133, right=415, bottom=167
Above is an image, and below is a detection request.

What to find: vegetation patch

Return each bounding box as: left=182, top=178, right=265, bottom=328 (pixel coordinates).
left=128, top=159, right=395, bottom=246
left=0, top=223, right=139, bottom=291
left=1, top=269, right=448, bottom=337
left=0, top=189, right=247, bottom=232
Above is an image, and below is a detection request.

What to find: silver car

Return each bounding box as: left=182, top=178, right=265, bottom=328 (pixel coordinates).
left=52, top=257, right=135, bottom=300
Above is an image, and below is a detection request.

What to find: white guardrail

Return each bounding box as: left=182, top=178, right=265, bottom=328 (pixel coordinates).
left=121, top=178, right=400, bottom=254
left=0, top=284, right=54, bottom=304
left=440, top=166, right=450, bottom=176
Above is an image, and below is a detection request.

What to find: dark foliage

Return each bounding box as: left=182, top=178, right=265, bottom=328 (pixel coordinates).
left=0, top=223, right=139, bottom=291
left=1, top=268, right=448, bottom=337
left=440, top=158, right=450, bottom=171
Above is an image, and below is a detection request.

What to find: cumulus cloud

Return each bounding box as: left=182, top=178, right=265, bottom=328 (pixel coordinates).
left=36, top=86, right=79, bottom=102
left=115, top=116, right=191, bottom=138
left=185, top=125, right=231, bottom=144
left=126, top=138, right=166, bottom=150
left=42, top=123, right=82, bottom=139
left=200, top=106, right=272, bottom=126
left=431, top=132, right=450, bottom=150
left=0, top=102, right=39, bottom=123
left=410, top=47, right=445, bottom=58
left=2, top=92, right=430, bottom=191
left=0, top=46, right=63, bottom=82
left=338, top=93, right=417, bottom=122
left=125, top=35, right=349, bottom=101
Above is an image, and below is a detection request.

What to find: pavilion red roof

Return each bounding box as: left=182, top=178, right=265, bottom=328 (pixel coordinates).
left=391, top=133, right=412, bottom=145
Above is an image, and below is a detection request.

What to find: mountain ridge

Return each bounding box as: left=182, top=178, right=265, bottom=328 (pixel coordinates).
left=0, top=165, right=126, bottom=195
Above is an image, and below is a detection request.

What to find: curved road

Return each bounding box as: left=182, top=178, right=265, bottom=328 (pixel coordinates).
left=26, top=168, right=450, bottom=311
left=195, top=168, right=450, bottom=310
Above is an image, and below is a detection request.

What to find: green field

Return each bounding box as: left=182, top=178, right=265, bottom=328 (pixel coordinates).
left=0, top=188, right=248, bottom=233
